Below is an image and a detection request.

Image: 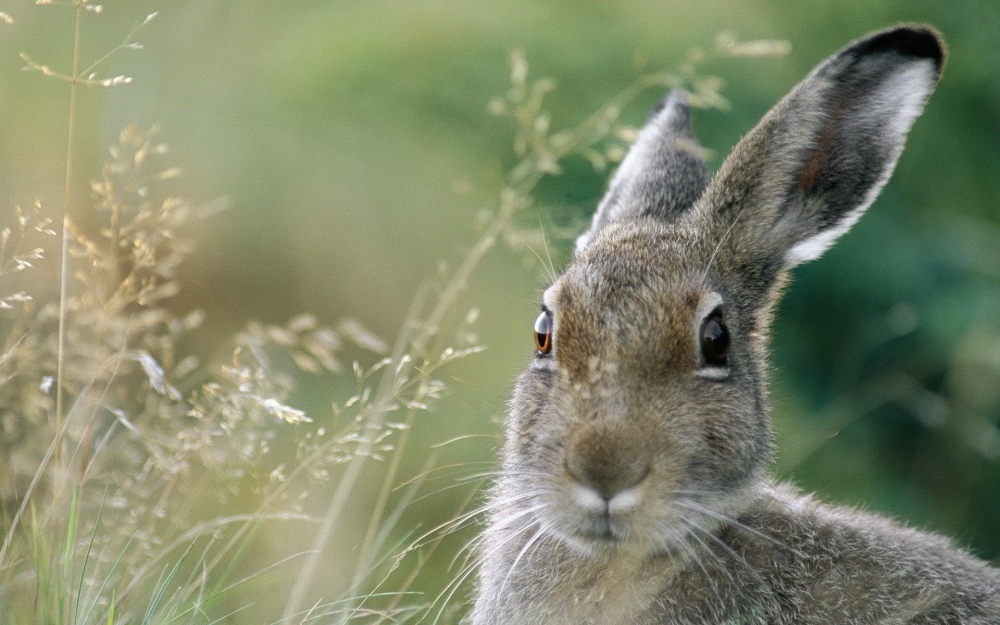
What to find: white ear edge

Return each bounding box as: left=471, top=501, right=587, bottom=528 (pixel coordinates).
left=783, top=59, right=938, bottom=268
left=784, top=202, right=867, bottom=266
left=880, top=60, right=939, bottom=141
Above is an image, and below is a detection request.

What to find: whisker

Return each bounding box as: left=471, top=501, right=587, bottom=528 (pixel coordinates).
left=499, top=519, right=549, bottom=598
left=428, top=502, right=551, bottom=625
left=672, top=500, right=805, bottom=558
left=668, top=523, right=714, bottom=583
left=399, top=478, right=487, bottom=510
left=406, top=490, right=547, bottom=552
left=537, top=215, right=559, bottom=285
left=701, top=204, right=749, bottom=281
left=676, top=516, right=735, bottom=587
left=449, top=532, right=487, bottom=573
left=430, top=553, right=482, bottom=625
left=391, top=461, right=500, bottom=490
left=480, top=505, right=549, bottom=567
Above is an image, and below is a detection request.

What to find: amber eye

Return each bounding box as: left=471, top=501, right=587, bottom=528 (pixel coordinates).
left=534, top=310, right=553, bottom=355
left=700, top=307, right=729, bottom=367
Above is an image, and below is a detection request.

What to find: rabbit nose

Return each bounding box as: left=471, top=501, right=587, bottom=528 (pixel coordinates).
left=565, top=426, right=651, bottom=498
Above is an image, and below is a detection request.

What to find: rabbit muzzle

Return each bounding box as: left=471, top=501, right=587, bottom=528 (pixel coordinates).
left=561, top=423, right=652, bottom=539
left=565, top=423, right=651, bottom=500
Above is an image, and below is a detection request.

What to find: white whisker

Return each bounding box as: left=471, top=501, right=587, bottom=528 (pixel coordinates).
left=676, top=516, right=735, bottom=587
left=673, top=500, right=805, bottom=558
left=499, top=519, right=550, bottom=599
left=701, top=204, right=749, bottom=281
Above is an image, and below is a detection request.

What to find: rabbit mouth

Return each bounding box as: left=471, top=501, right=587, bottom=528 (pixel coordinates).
left=552, top=487, right=651, bottom=554
left=552, top=489, right=724, bottom=558
left=574, top=513, right=624, bottom=542
left=559, top=522, right=632, bottom=556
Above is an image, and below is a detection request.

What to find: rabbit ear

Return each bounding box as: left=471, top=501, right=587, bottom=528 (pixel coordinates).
left=699, top=26, right=944, bottom=269
left=575, top=89, right=710, bottom=255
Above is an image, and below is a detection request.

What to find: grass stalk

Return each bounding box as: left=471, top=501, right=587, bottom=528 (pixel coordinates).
left=55, top=0, right=85, bottom=472
left=281, top=176, right=524, bottom=623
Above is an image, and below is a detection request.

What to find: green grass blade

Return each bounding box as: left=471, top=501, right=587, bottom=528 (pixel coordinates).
left=79, top=533, right=134, bottom=625
left=75, top=486, right=108, bottom=623
left=62, top=488, right=79, bottom=621
left=143, top=536, right=199, bottom=624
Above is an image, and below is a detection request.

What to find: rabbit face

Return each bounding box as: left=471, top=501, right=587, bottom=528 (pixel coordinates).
left=507, top=217, right=772, bottom=557
left=495, top=26, right=944, bottom=562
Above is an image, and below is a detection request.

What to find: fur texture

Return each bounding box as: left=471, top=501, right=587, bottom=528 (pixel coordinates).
left=471, top=26, right=1000, bottom=625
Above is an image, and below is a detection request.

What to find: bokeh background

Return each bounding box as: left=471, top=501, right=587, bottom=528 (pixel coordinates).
left=0, top=0, right=998, bottom=619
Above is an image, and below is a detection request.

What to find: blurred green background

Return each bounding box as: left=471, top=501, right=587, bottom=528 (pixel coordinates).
left=1, top=0, right=999, bottom=617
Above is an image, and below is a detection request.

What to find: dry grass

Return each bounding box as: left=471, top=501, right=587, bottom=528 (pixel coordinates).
left=0, top=2, right=787, bottom=622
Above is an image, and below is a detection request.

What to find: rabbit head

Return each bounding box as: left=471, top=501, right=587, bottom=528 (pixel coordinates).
left=499, top=26, right=944, bottom=559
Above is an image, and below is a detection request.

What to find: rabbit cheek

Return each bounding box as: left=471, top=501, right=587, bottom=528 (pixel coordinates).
left=686, top=385, right=772, bottom=495
left=506, top=368, right=559, bottom=460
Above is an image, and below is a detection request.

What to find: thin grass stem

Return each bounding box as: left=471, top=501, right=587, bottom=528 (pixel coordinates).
left=54, top=0, right=85, bottom=484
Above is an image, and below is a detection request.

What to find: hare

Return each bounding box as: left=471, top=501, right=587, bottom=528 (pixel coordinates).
left=471, top=25, right=1000, bottom=625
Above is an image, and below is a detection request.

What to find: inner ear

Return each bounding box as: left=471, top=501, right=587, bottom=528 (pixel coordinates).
left=782, top=53, right=940, bottom=266
left=796, top=117, right=838, bottom=193
left=697, top=25, right=944, bottom=272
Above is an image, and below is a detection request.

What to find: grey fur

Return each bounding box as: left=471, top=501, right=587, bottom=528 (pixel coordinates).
left=470, top=26, right=1000, bottom=625
left=575, top=89, right=710, bottom=255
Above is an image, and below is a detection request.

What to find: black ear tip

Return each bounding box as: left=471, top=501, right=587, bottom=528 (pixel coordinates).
left=859, top=25, right=946, bottom=71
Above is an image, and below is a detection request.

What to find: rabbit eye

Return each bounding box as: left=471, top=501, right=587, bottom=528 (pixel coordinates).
left=534, top=310, right=553, bottom=356
left=700, top=308, right=729, bottom=367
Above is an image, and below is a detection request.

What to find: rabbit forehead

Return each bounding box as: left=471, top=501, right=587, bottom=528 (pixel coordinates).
left=559, top=218, right=710, bottom=292
left=548, top=220, right=713, bottom=376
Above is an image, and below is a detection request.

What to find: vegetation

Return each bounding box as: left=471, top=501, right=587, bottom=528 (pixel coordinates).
left=0, top=0, right=997, bottom=622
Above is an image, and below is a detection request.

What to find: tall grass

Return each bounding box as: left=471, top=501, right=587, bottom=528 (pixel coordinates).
left=0, top=2, right=788, bottom=622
